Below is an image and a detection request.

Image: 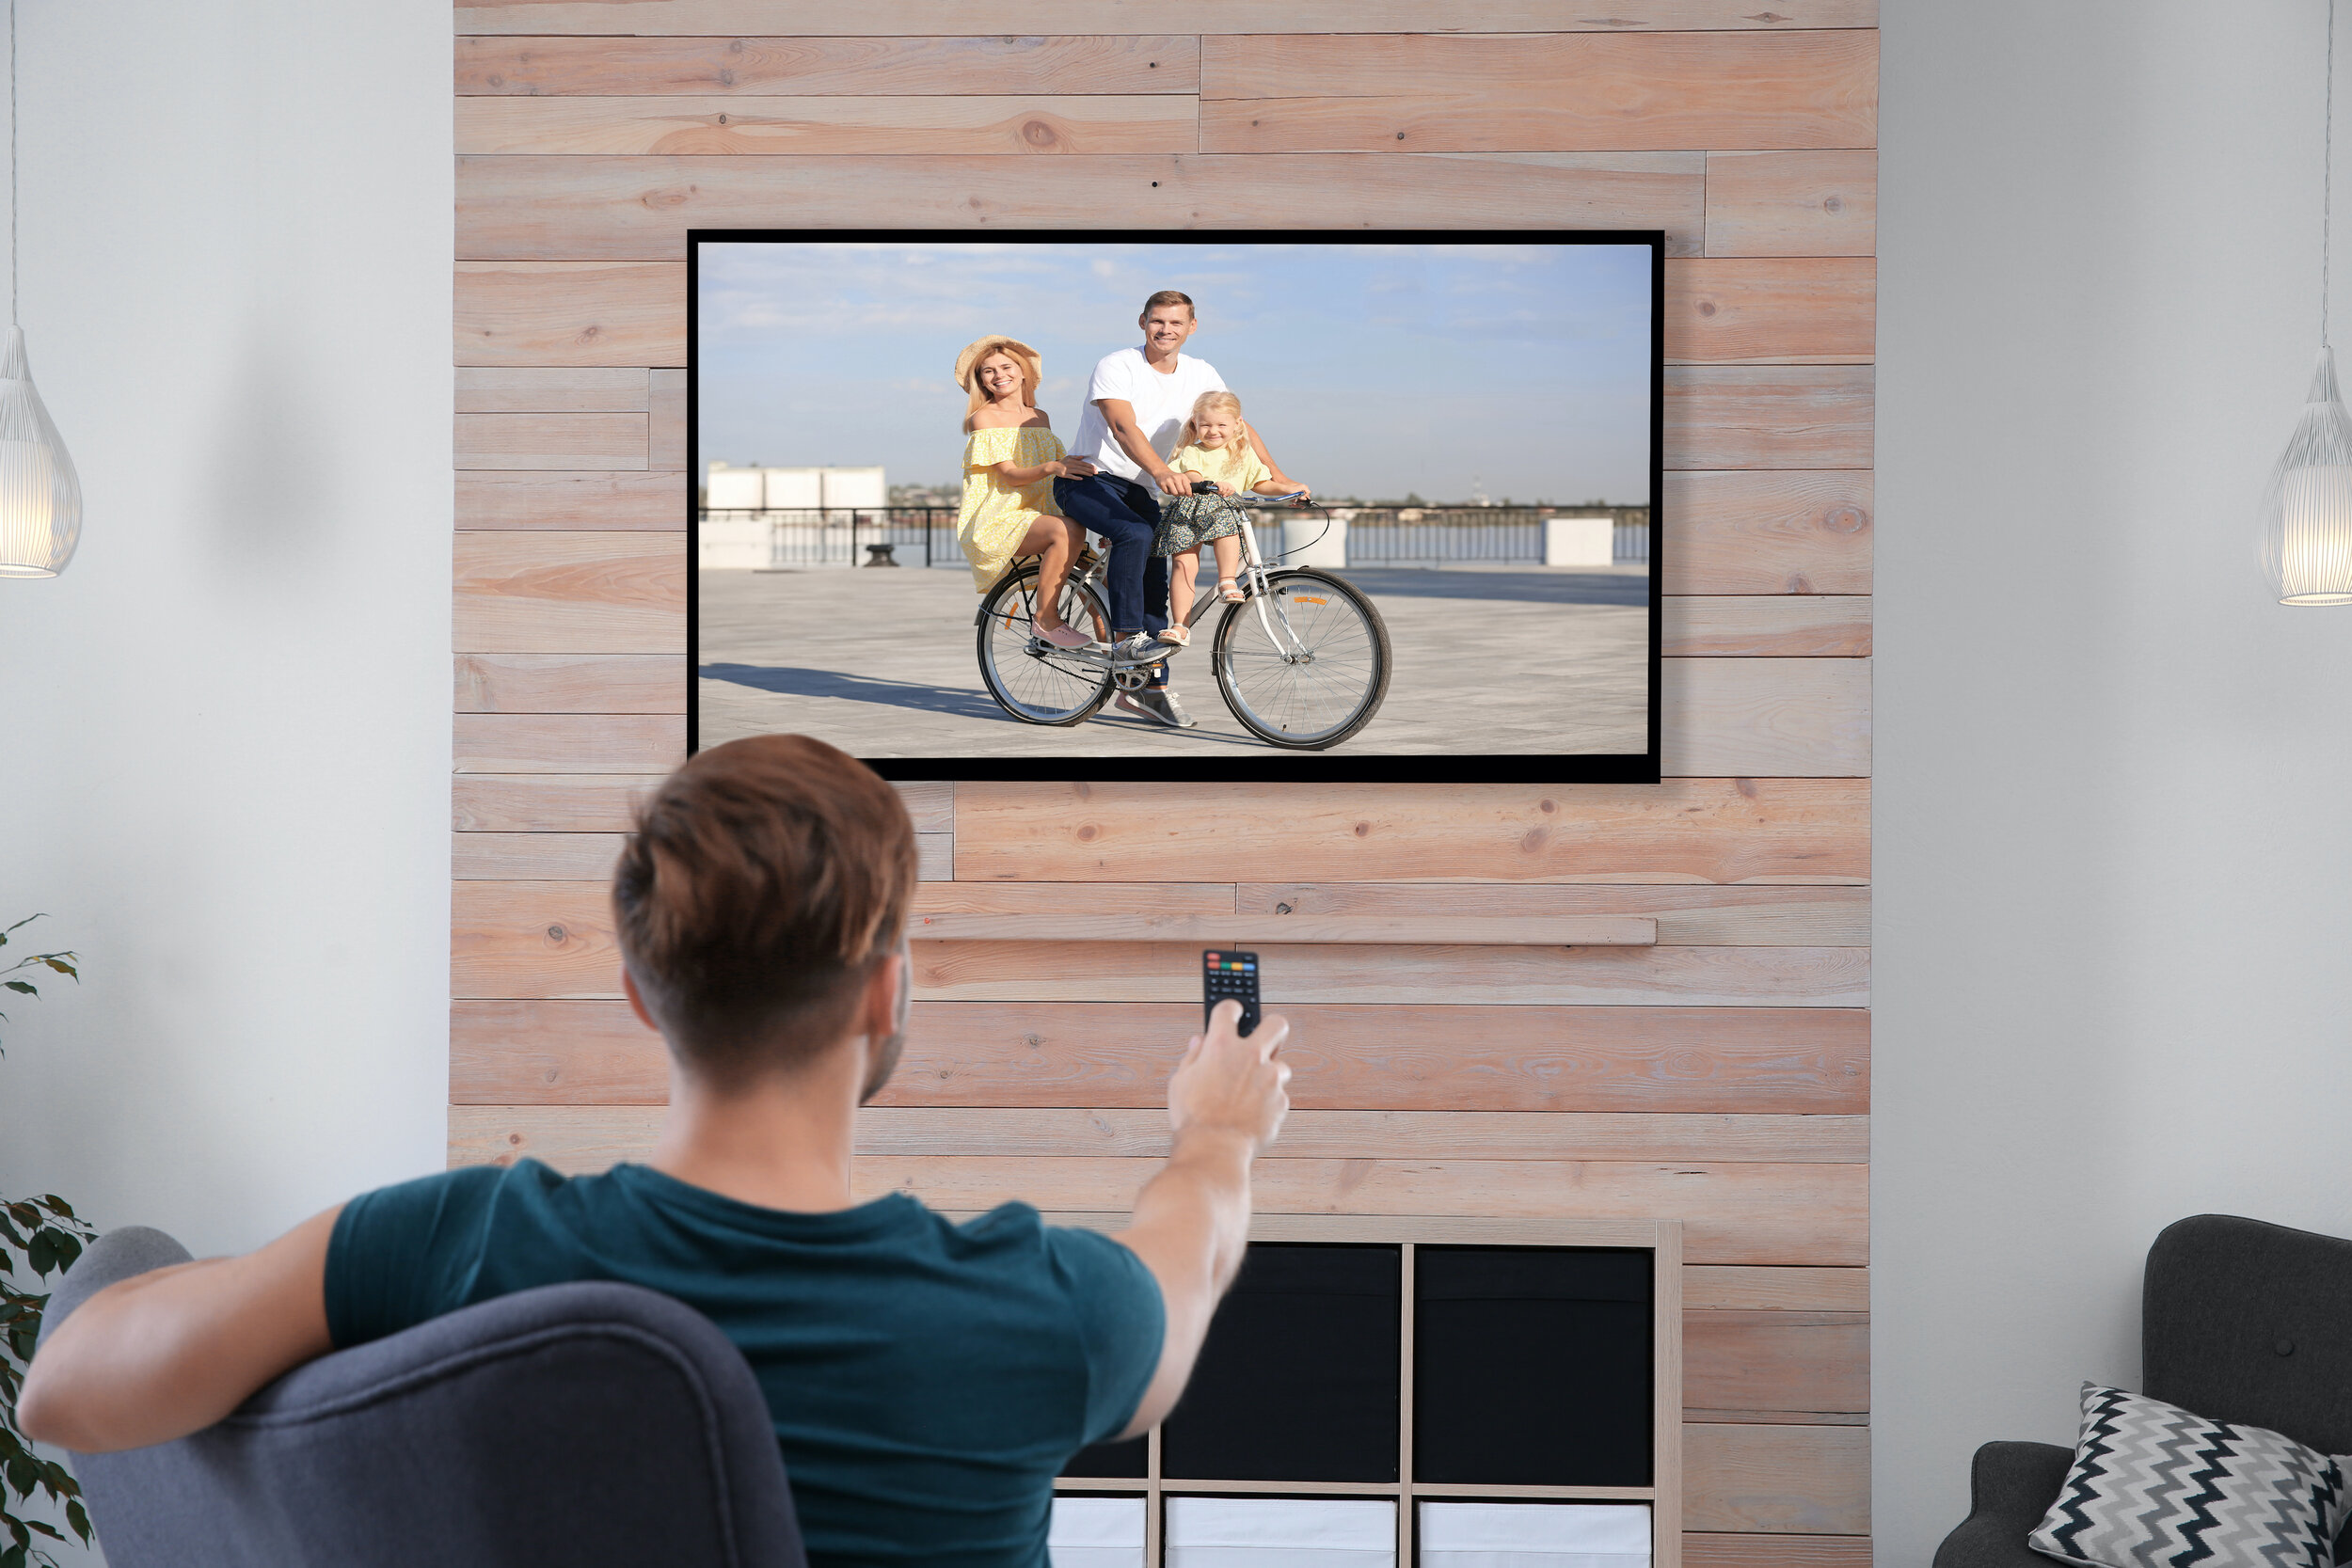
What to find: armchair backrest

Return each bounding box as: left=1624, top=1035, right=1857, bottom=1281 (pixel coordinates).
left=2143, top=1212, right=2352, bottom=1457
left=42, top=1227, right=805, bottom=1568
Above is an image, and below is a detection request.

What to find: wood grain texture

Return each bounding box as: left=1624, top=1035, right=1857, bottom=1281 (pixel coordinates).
left=455, top=411, right=648, bottom=470
left=456, top=261, right=687, bottom=366
left=1683, top=1424, right=1867, bottom=1532
left=447, top=1104, right=1865, bottom=1163
left=895, top=780, right=954, bottom=832
left=457, top=35, right=1202, bottom=96
left=1663, top=471, right=1872, bottom=595
left=651, top=371, right=687, bottom=468
left=1663, top=658, right=1871, bottom=778
left=1666, top=368, right=1875, bottom=470
left=1682, top=1535, right=1872, bottom=1568
left=455, top=714, right=687, bottom=774
left=909, top=941, right=1867, bottom=1007
left=906, top=912, right=1659, bottom=946
left=1663, top=598, right=1870, bottom=657
left=453, top=832, right=626, bottom=881
left=1237, top=884, right=1869, bottom=946
left=459, top=95, right=1200, bottom=155
left=453, top=774, right=667, bottom=832
left=453, top=2, right=1881, bottom=37
left=1664, top=261, right=1874, bottom=365
left=456, top=653, right=688, bottom=713
left=451, top=774, right=945, bottom=831
left=913, top=880, right=1232, bottom=915
left=438, top=1135, right=1866, bottom=1264
left=1200, top=32, right=1877, bottom=154
left=456, top=154, right=1706, bottom=259
left=952, top=780, right=1869, bottom=885
left=452, top=999, right=1870, bottom=1111
left=455, top=366, right=649, bottom=413
left=1704, top=150, right=1877, bottom=258
left=452, top=829, right=953, bottom=879
left=1684, top=1311, right=1868, bottom=1414
left=457, top=470, right=687, bottom=531
left=455, top=880, right=1867, bottom=1001
left=1683, top=1266, right=1868, bottom=1312
left=453, top=531, right=685, bottom=653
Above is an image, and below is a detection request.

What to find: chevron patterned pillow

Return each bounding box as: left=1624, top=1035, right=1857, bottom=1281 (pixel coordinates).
left=2030, top=1383, right=2352, bottom=1568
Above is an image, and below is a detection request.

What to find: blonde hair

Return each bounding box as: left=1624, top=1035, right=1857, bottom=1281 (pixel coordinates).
left=953, top=336, right=1042, bottom=420
left=1181, top=389, right=1246, bottom=450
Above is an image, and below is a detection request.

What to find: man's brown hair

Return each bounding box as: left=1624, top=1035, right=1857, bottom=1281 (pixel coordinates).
left=1141, top=289, right=1196, bottom=320
left=612, top=734, right=917, bottom=1085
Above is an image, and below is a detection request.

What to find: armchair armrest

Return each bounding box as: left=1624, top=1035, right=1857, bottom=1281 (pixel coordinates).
left=1931, top=1440, right=2072, bottom=1568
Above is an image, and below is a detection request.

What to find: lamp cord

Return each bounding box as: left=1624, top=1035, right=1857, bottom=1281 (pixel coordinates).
left=9, top=0, right=16, bottom=328
left=2328, top=0, right=2336, bottom=345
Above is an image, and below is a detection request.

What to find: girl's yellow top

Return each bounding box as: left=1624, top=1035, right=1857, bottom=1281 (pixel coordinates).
left=957, top=424, right=1067, bottom=592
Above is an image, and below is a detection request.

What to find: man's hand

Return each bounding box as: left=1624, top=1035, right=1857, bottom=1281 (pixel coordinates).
left=1108, top=1003, right=1288, bottom=1438
left=1168, top=999, right=1289, bottom=1151
left=1154, top=467, right=1193, bottom=499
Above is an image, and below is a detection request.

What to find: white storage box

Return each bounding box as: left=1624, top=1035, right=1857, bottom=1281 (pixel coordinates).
left=1166, top=1496, right=1395, bottom=1568
left=1048, top=1496, right=1147, bottom=1568
left=1416, top=1501, right=1650, bottom=1568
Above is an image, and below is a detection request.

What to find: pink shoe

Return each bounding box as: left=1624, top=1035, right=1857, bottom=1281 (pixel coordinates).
left=1038, top=622, right=1096, bottom=649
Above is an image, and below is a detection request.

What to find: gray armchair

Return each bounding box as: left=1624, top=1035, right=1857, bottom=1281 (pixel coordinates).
left=1934, top=1213, right=2352, bottom=1568
left=39, top=1226, right=806, bottom=1568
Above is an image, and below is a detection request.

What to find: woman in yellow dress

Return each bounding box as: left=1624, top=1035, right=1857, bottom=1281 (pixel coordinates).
left=955, top=336, right=1097, bottom=649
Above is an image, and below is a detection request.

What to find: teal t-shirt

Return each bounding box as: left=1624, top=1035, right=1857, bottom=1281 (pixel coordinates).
left=325, top=1160, right=1164, bottom=1567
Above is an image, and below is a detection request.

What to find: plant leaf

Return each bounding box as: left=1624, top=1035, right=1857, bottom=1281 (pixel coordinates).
left=0, top=985, right=31, bottom=997
left=64, top=1499, right=87, bottom=1544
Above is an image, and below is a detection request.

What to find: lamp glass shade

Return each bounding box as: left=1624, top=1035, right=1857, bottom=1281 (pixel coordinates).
left=0, top=325, right=80, bottom=578
left=2261, top=345, right=2352, bottom=604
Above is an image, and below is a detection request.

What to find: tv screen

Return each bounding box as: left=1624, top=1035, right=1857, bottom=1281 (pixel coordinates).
left=690, top=230, right=1661, bottom=782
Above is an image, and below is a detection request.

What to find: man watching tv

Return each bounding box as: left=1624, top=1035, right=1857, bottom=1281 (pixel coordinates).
left=21, top=734, right=1292, bottom=1565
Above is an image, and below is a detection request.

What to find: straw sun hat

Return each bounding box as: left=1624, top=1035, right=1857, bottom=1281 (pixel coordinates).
left=953, top=336, right=1043, bottom=412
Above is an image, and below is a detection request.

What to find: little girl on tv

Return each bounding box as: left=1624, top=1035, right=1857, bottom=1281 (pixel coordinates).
left=1152, top=390, right=1309, bottom=645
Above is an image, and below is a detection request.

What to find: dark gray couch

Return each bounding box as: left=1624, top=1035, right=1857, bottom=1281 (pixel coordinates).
left=1934, top=1212, right=2352, bottom=1567
left=39, top=1226, right=806, bottom=1568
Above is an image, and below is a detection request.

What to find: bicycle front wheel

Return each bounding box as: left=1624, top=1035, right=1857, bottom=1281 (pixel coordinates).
left=1212, top=568, right=1391, bottom=750
left=976, top=563, right=1115, bottom=726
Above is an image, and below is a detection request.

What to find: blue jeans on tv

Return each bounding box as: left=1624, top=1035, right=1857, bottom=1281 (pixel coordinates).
left=1053, top=471, right=1168, bottom=646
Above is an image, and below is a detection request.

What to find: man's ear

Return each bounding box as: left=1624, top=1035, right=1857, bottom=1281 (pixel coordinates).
left=621, top=966, right=660, bottom=1034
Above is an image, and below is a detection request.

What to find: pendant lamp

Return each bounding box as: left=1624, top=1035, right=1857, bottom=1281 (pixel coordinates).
left=0, top=0, right=77, bottom=578
left=2264, top=0, right=2352, bottom=605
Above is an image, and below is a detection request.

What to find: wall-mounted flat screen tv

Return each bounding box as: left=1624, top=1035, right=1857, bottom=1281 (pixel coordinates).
left=689, top=230, right=1662, bottom=783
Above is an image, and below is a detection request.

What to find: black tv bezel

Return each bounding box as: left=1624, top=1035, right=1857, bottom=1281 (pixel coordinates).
left=686, top=228, right=1664, bottom=784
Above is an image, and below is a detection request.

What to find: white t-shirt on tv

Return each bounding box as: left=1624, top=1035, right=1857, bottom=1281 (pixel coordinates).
left=1067, top=346, right=1228, bottom=483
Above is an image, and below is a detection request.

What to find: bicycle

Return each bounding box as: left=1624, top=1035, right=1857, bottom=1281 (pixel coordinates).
left=973, top=486, right=1392, bottom=750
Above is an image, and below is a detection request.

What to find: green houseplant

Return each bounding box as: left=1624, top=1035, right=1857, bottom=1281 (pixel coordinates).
left=0, top=916, right=93, bottom=1567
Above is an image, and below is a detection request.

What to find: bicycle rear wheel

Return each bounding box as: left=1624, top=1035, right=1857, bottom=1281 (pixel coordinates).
left=1212, top=568, right=1391, bottom=750
left=976, top=562, right=1115, bottom=726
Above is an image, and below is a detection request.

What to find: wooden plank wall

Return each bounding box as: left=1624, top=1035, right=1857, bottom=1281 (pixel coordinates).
left=448, top=3, right=1875, bottom=1558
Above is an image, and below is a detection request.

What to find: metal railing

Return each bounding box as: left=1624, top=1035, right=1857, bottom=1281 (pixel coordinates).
left=699, top=507, right=963, bottom=569
left=699, top=504, right=1651, bottom=567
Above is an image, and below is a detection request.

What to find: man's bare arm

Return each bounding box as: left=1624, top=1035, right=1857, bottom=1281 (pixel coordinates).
left=19, top=1207, right=340, bottom=1453
left=1242, top=421, right=1293, bottom=489
left=1109, top=1000, right=1289, bottom=1437
left=1095, top=398, right=1192, bottom=498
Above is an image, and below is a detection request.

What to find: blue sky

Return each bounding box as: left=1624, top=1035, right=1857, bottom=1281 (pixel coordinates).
left=696, top=241, right=1654, bottom=504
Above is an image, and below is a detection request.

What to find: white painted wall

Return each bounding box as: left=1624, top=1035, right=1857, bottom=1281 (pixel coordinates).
left=1877, top=2, right=2352, bottom=1559
left=0, top=1, right=450, bottom=1550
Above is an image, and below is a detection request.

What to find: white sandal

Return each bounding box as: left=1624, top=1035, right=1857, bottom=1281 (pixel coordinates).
left=1217, top=578, right=1244, bottom=603
left=1157, top=625, right=1190, bottom=646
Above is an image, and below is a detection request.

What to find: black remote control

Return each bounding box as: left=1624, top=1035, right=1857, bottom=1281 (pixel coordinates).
left=1202, top=949, right=1262, bottom=1037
